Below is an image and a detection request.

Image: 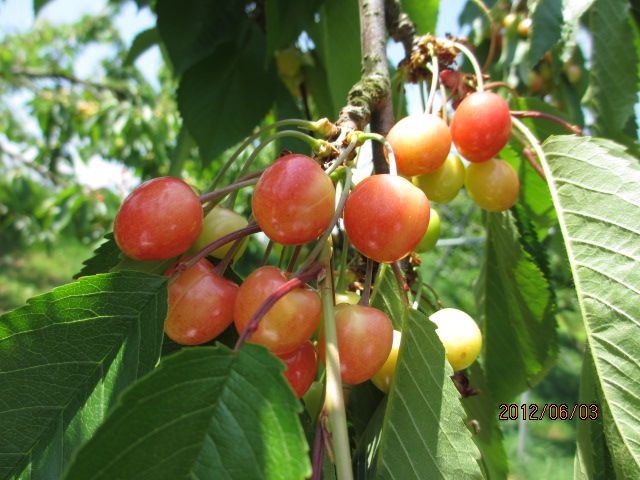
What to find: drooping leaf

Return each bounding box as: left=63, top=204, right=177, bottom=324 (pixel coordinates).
left=464, top=364, right=509, bottom=480
left=308, top=0, right=361, bottom=118
left=375, top=310, right=482, bottom=479
left=588, top=0, right=638, bottom=137
left=0, top=272, right=167, bottom=480
left=401, top=0, right=439, bottom=35
left=74, top=233, right=122, bottom=278
left=124, top=27, right=160, bottom=66
left=574, top=348, right=616, bottom=480
left=156, top=0, right=246, bottom=76
left=475, top=210, right=557, bottom=403
left=541, top=135, right=640, bottom=478
left=265, top=0, right=324, bottom=56
left=63, top=345, right=311, bottom=480
left=177, top=24, right=277, bottom=161
left=528, top=0, right=563, bottom=66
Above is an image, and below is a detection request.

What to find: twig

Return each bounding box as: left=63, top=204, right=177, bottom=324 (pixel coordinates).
left=510, top=110, right=583, bottom=135
left=522, top=148, right=547, bottom=181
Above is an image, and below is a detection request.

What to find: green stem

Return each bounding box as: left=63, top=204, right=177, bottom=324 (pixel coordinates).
left=320, top=247, right=353, bottom=480
left=426, top=51, right=439, bottom=114
left=325, top=136, right=358, bottom=175
left=357, top=132, right=397, bottom=176
left=368, top=262, right=389, bottom=305
left=450, top=40, right=484, bottom=91
left=335, top=231, right=351, bottom=293
left=419, top=80, right=427, bottom=112
left=511, top=116, right=549, bottom=178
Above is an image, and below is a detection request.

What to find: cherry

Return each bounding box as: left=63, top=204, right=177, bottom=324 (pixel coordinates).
left=335, top=291, right=360, bottom=305
left=278, top=340, right=318, bottom=399
left=371, top=329, right=401, bottom=393
left=234, top=266, right=321, bottom=355
left=465, top=158, right=519, bottom=212
left=191, top=206, right=249, bottom=259
left=343, top=174, right=430, bottom=263
left=503, top=12, right=517, bottom=29
left=413, top=153, right=465, bottom=203
left=517, top=18, right=532, bottom=38
left=450, top=91, right=512, bottom=163
left=252, top=154, right=335, bottom=245
left=429, top=308, right=482, bottom=371
left=386, top=114, right=452, bottom=176
left=415, top=208, right=440, bottom=253
left=114, top=177, right=203, bottom=260
left=165, top=259, right=238, bottom=345
left=318, top=303, right=393, bottom=385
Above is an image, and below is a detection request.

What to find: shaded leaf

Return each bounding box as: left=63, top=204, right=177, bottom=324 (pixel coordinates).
left=64, top=345, right=310, bottom=480
left=124, top=27, right=160, bottom=66
left=375, top=310, right=482, bottom=479
left=401, top=0, right=439, bottom=35
left=0, top=272, right=167, bottom=479
left=528, top=0, right=563, bottom=65
left=265, top=0, right=324, bottom=56
left=541, top=135, right=640, bottom=478
left=74, top=233, right=122, bottom=279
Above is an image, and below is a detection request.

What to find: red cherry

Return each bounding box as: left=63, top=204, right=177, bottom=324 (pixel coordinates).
left=114, top=177, right=203, bottom=260
left=252, top=154, right=336, bottom=245
left=234, top=266, right=321, bottom=355
left=165, top=259, right=238, bottom=345
left=279, top=340, right=318, bottom=398
left=450, top=91, right=512, bottom=163
left=343, top=174, right=430, bottom=263
left=386, top=114, right=452, bottom=176
left=319, top=304, right=393, bottom=385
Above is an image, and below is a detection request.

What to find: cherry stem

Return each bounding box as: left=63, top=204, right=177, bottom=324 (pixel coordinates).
left=440, top=81, right=449, bottom=123
left=419, top=80, right=427, bottom=112
left=510, top=110, right=583, bottom=136
left=214, top=235, right=245, bottom=276
left=261, top=240, right=274, bottom=266
left=392, top=262, right=410, bottom=307
left=357, top=133, right=397, bottom=176
left=522, top=147, right=547, bottom=181
left=311, top=414, right=327, bottom=480
left=450, top=40, right=484, bottom=92
left=335, top=231, right=350, bottom=293
left=319, top=247, right=352, bottom=479
left=234, top=262, right=325, bottom=351
left=325, top=135, right=358, bottom=175
left=297, top=167, right=354, bottom=273
left=287, top=245, right=302, bottom=274
left=359, top=258, right=375, bottom=306
left=367, top=262, right=388, bottom=305
left=199, top=177, right=259, bottom=205
left=171, top=224, right=261, bottom=281
left=484, top=81, right=518, bottom=94
left=511, top=116, right=552, bottom=183
left=207, top=118, right=324, bottom=192
left=412, top=270, right=438, bottom=313
left=426, top=50, right=439, bottom=115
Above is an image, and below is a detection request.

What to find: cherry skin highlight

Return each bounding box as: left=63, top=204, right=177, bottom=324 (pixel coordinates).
left=114, top=177, right=203, bottom=260
left=165, top=259, right=238, bottom=345
left=465, top=158, right=520, bottom=212
left=319, top=303, right=393, bottom=385
left=450, top=91, right=512, bottom=163
left=252, top=154, right=336, bottom=245
left=386, top=114, right=452, bottom=176
left=234, top=266, right=321, bottom=355
left=343, top=174, right=430, bottom=263
left=278, top=340, right=318, bottom=399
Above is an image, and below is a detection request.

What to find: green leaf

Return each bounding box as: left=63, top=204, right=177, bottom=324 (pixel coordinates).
left=308, top=0, right=361, bottom=118
left=63, top=345, right=311, bottom=480
left=528, top=0, right=563, bottom=65
left=371, top=264, right=407, bottom=329
left=74, top=233, right=122, bottom=279
left=353, top=398, right=387, bottom=479
left=177, top=25, right=277, bottom=161
left=156, top=0, right=246, bottom=76
left=401, top=0, right=439, bottom=35
left=33, top=0, right=52, bottom=15
left=0, top=272, right=167, bottom=480
left=559, top=0, right=595, bottom=61
left=464, top=364, right=509, bottom=480
left=574, top=348, right=615, bottom=480
left=587, top=0, right=639, bottom=137
left=265, top=0, right=324, bottom=56
left=124, top=27, right=160, bottom=66
left=475, top=210, right=557, bottom=402
left=541, top=135, right=640, bottom=478
left=375, top=310, right=482, bottom=479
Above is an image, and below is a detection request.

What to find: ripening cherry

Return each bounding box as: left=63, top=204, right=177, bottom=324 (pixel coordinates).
left=114, top=177, right=203, bottom=260
left=279, top=340, right=318, bottom=398
left=252, top=154, right=336, bottom=245
left=386, top=114, right=452, bottom=176
left=318, top=303, right=393, bottom=385
left=415, top=208, right=440, bottom=253
left=429, top=308, right=482, bottom=371
left=234, top=266, right=321, bottom=355
left=165, top=259, right=238, bottom=345
left=191, top=206, right=249, bottom=259
left=465, top=158, right=519, bottom=212
left=450, top=91, right=512, bottom=163
left=343, top=174, right=430, bottom=263
left=413, top=153, right=465, bottom=203
left=371, top=329, right=401, bottom=393
left=335, top=291, right=360, bottom=305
